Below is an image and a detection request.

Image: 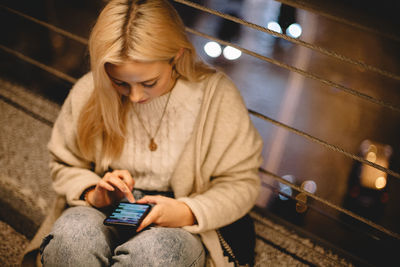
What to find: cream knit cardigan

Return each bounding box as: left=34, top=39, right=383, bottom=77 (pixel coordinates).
left=22, top=71, right=263, bottom=267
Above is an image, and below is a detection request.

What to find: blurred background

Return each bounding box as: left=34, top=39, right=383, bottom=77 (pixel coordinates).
left=1, top=0, right=400, bottom=266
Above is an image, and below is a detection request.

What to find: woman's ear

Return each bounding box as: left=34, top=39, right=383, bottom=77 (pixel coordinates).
left=174, top=48, right=185, bottom=62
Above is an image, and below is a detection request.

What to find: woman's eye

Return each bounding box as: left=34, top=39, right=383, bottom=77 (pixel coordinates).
left=114, top=80, right=128, bottom=87
left=142, top=80, right=157, bottom=88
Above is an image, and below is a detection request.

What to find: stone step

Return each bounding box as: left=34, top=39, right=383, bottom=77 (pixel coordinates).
left=0, top=220, right=29, bottom=266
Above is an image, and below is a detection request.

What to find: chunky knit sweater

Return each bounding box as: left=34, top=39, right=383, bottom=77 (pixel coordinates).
left=23, top=71, right=263, bottom=267
left=115, top=77, right=203, bottom=191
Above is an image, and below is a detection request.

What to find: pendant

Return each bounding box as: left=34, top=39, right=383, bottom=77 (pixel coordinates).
left=149, top=138, right=157, bottom=151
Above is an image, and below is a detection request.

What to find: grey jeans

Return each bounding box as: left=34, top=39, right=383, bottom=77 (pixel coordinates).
left=40, top=191, right=205, bottom=267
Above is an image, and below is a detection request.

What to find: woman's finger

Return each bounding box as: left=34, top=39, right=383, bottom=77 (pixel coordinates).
left=136, top=195, right=163, bottom=204
left=108, top=170, right=135, bottom=202
left=104, top=175, right=129, bottom=192
left=136, top=206, right=160, bottom=232
left=112, top=170, right=135, bottom=191
left=105, top=176, right=135, bottom=202
left=98, top=180, right=115, bottom=191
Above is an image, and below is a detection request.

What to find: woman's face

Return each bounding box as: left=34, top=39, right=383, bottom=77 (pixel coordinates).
left=105, top=60, right=175, bottom=104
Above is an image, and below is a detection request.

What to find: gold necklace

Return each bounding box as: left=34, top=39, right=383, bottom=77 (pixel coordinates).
left=132, top=90, right=172, bottom=151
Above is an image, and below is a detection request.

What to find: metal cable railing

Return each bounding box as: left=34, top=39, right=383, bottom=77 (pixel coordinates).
left=0, top=5, right=88, bottom=45
left=278, top=0, right=400, bottom=43
left=185, top=26, right=400, bottom=113
left=249, top=109, right=400, bottom=180
left=0, top=44, right=77, bottom=84
left=2, top=4, right=400, bottom=113
left=1, top=1, right=399, bottom=243
left=259, top=168, right=400, bottom=240
left=174, top=0, right=400, bottom=81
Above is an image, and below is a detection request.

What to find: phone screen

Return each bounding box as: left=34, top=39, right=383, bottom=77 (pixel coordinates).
left=103, top=202, right=151, bottom=227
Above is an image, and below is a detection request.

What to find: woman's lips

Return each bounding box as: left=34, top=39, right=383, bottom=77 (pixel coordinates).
left=138, top=99, right=148, bottom=103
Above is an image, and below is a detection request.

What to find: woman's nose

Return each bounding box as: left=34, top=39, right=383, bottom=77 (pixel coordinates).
left=129, top=85, right=144, bottom=103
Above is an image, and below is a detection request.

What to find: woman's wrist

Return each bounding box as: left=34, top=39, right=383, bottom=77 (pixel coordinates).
left=82, top=186, right=96, bottom=206
left=181, top=202, right=196, bottom=226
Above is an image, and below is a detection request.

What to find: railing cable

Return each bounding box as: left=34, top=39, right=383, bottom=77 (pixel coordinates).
left=2, top=4, right=400, bottom=113
left=278, top=0, right=400, bottom=43
left=0, top=5, right=88, bottom=45
left=174, top=0, right=400, bottom=81
left=186, top=27, right=400, bottom=113
left=259, top=168, right=400, bottom=240
left=0, top=44, right=78, bottom=84
left=249, top=108, right=400, bottom=180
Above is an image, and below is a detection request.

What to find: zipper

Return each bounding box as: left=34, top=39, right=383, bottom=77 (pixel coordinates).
left=216, top=229, right=249, bottom=267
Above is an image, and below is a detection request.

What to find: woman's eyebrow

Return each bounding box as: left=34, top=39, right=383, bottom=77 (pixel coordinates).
left=108, top=74, right=159, bottom=83
left=105, top=71, right=121, bottom=83
left=110, top=76, right=124, bottom=83
left=141, top=76, right=159, bottom=83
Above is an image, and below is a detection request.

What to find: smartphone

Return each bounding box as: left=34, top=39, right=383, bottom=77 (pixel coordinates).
left=103, top=202, right=151, bottom=228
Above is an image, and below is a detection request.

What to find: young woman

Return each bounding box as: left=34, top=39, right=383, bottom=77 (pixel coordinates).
left=23, top=0, right=263, bottom=266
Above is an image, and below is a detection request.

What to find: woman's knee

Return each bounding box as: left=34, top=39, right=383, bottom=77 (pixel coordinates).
left=41, top=206, right=115, bottom=266
left=50, top=206, right=112, bottom=243
left=113, top=227, right=205, bottom=267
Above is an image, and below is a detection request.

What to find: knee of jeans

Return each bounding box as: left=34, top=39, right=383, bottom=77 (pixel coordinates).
left=40, top=230, right=113, bottom=267
left=114, top=228, right=204, bottom=266
left=39, top=234, right=53, bottom=264
left=42, top=207, right=114, bottom=258
left=41, top=226, right=114, bottom=266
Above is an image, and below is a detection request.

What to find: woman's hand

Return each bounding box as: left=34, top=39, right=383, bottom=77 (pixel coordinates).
left=87, top=170, right=135, bottom=208
left=136, top=195, right=196, bottom=232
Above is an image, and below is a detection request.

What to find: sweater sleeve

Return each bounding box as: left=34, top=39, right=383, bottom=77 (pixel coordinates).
left=47, top=73, right=101, bottom=206
left=178, top=74, right=263, bottom=233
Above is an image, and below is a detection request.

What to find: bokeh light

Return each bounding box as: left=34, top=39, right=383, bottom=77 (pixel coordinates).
left=279, top=175, right=295, bottom=200
left=223, top=46, right=242, bottom=60
left=302, top=180, right=317, bottom=194
left=375, top=176, right=387, bottom=189
left=287, top=23, right=302, bottom=38
left=204, top=41, right=222, bottom=58
left=267, top=21, right=282, bottom=34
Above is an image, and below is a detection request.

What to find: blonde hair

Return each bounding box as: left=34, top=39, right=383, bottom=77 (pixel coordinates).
left=78, top=0, right=214, bottom=167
